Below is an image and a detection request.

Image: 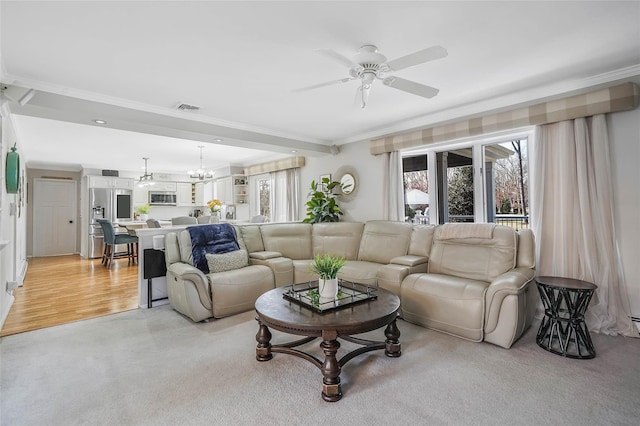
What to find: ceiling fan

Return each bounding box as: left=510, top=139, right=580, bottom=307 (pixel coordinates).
left=294, top=44, right=448, bottom=108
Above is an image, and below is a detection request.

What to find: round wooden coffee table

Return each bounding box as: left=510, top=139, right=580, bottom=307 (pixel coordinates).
left=254, top=285, right=401, bottom=402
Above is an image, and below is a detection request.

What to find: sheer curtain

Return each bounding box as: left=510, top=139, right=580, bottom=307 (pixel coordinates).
left=270, top=168, right=300, bottom=223
left=383, top=151, right=404, bottom=221
left=533, top=114, right=637, bottom=337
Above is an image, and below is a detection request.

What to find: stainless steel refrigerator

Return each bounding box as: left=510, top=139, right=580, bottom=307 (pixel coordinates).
left=88, top=187, right=133, bottom=258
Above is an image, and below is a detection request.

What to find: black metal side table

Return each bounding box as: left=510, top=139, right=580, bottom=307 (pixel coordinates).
left=536, top=276, right=597, bottom=359
left=144, top=248, right=168, bottom=308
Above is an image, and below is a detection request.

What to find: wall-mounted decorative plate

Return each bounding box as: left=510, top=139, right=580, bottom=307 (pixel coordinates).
left=335, top=166, right=358, bottom=202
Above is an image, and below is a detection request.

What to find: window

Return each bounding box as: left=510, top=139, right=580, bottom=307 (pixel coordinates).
left=249, top=168, right=300, bottom=223
left=402, top=129, right=531, bottom=229
left=253, top=174, right=271, bottom=221
left=402, top=155, right=430, bottom=223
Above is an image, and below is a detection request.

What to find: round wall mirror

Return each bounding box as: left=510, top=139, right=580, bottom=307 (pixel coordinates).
left=340, top=173, right=355, bottom=194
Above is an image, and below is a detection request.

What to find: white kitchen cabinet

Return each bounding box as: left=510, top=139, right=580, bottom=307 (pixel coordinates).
left=133, top=186, right=149, bottom=205
left=88, top=176, right=134, bottom=189
left=151, top=181, right=177, bottom=192
left=177, top=182, right=194, bottom=206
left=194, top=181, right=214, bottom=206
left=214, top=177, right=233, bottom=205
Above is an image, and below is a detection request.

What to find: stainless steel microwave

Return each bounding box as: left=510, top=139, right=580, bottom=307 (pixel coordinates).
left=149, top=191, right=177, bottom=206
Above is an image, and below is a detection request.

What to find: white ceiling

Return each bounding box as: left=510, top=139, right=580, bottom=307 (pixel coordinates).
left=1, top=1, right=639, bottom=174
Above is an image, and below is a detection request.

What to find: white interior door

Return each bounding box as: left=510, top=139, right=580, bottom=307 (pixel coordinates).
left=33, top=179, right=78, bottom=257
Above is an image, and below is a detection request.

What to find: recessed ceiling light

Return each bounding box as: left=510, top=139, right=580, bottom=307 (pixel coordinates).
left=291, top=150, right=297, bottom=153
left=214, top=138, right=223, bottom=142
left=93, top=119, right=107, bottom=125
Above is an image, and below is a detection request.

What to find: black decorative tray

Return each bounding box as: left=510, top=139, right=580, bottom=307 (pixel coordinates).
left=282, top=280, right=377, bottom=313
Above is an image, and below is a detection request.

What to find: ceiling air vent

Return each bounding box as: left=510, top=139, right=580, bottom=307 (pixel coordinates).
left=176, top=103, right=200, bottom=112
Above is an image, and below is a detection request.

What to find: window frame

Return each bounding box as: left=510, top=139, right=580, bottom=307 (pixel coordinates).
left=404, top=126, right=535, bottom=225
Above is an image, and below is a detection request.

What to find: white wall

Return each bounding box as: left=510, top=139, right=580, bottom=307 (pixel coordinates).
left=609, top=107, right=640, bottom=319
left=300, top=139, right=386, bottom=222
left=0, top=104, right=28, bottom=328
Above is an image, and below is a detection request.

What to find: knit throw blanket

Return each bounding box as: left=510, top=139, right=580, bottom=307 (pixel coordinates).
left=188, top=223, right=240, bottom=273
left=439, top=223, right=496, bottom=240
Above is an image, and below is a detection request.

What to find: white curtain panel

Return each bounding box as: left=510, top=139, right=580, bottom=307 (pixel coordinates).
left=270, top=168, right=300, bottom=223
left=533, top=114, right=637, bottom=337
left=383, top=151, right=404, bottom=221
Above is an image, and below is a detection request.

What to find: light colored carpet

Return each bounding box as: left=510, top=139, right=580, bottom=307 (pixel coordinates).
left=1, top=305, right=639, bottom=425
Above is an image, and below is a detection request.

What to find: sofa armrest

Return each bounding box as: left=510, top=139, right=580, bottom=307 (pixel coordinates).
left=250, top=256, right=293, bottom=287
left=166, top=262, right=212, bottom=309
left=389, top=255, right=429, bottom=267
left=484, top=267, right=536, bottom=331
left=378, top=261, right=429, bottom=298
left=249, top=251, right=283, bottom=260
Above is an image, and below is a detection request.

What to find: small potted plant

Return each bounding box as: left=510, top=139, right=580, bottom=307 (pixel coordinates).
left=309, top=254, right=346, bottom=299
left=136, top=204, right=151, bottom=221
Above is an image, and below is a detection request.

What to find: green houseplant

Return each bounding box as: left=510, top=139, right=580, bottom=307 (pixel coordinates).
left=309, top=254, right=346, bottom=299
left=303, top=177, right=344, bottom=223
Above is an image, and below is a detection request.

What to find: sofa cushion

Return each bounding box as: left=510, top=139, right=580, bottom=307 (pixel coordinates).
left=206, top=249, right=249, bottom=273
left=260, top=223, right=312, bottom=260
left=188, top=224, right=240, bottom=273
left=239, top=224, right=265, bottom=253
left=358, top=221, right=413, bottom=264
left=401, top=273, right=489, bottom=342
left=312, top=222, right=364, bottom=260
left=409, top=224, right=435, bottom=257
left=339, top=261, right=381, bottom=286
left=428, top=225, right=517, bottom=282
left=179, top=230, right=194, bottom=265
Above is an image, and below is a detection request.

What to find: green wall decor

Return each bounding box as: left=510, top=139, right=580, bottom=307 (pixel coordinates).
left=6, top=144, right=20, bottom=194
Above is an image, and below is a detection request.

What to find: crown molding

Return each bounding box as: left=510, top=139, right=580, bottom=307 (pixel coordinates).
left=337, top=64, right=640, bottom=145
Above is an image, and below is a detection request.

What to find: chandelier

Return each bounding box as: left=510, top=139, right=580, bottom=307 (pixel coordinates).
left=137, top=157, right=155, bottom=187
left=189, top=146, right=215, bottom=180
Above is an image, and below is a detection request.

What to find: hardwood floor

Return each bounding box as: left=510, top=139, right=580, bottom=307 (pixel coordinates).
left=0, top=255, right=139, bottom=337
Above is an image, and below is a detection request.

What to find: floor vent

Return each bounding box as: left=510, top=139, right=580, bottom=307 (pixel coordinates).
left=176, top=103, right=200, bottom=112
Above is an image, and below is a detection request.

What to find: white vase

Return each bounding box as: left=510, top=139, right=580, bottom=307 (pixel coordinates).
left=319, top=278, right=339, bottom=299
left=139, top=214, right=148, bottom=221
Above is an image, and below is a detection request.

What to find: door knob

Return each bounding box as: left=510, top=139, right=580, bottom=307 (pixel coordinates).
left=69, top=220, right=73, bottom=223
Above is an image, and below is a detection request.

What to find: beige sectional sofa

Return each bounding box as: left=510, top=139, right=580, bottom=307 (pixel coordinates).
left=164, top=221, right=536, bottom=348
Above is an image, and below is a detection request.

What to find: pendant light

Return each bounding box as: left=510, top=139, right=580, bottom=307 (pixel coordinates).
left=189, top=146, right=215, bottom=180
left=137, top=157, right=155, bottom=187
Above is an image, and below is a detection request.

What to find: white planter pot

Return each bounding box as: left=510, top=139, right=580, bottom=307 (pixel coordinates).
left=139, top=214, right=148, bottom=221
left=319, top=278, right=339, bottom=299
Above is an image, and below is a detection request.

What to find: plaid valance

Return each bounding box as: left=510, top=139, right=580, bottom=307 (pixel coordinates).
left=244, top=156, right=305, bottom=176
left=370, top=82, right=638, bottom=155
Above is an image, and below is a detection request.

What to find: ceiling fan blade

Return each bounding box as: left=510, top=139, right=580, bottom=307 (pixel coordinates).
left=382, top=76, right=440, bottom=99
left=292, top=77, right=354, bottom=93
left=386, top=45, right=448, bottom=71
left=317, top=49, right=358, bottom=69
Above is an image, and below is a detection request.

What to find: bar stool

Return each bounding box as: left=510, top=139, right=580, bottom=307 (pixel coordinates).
left=96, top=219, right=139, bottom=269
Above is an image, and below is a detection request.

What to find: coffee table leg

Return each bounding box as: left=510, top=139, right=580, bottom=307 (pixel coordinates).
left=255, top=318, right=273, bottom=361
left=385, top=318, right=401, bottom=357
left=320, top=330, right=342, bottom=402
